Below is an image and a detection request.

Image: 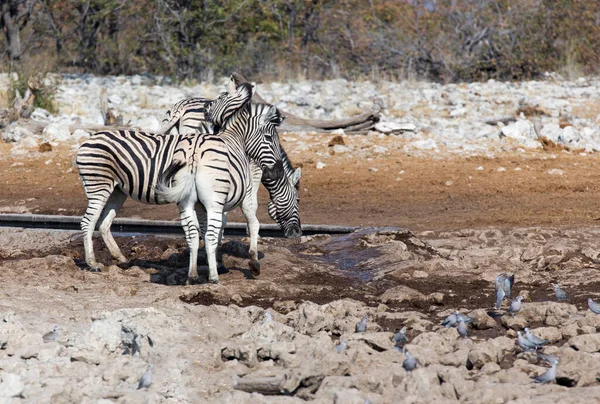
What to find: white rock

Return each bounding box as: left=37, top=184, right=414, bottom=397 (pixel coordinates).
left=374, top=122, right=417, bottom=133
left=0, top=373, right=24, bottom=398
left=134, top=116, right=161, bottom=132
left=369, top=167, right=379, bottom=172
left=330, top=128, right=345, bottom=135
left=42, top=123, right=71, bottom=142
left=372, top=145, right=387, bottom=154
left=18, top=136, right=38, bottom=149
left=332, top=144, right=349, bottom=154
left=316, top=162, right=326, bottom=169
left=72, top=129, right=91, bottom=141
left=546, top=169, right=565, bottom=176
left=476, top=166, right=484, bottom=171
left=30, top=107, right=51, bottom=120
left=497, top=167, right=506, bottom=172
left=500, top=120, right=536, bottom=140
left=450, top=107, right=467, bottom=117
left=2, top=125, right=34, bottom=142
left=108, top=94, right=123, bottom=104
left=406, top=139, right=438, bottom=150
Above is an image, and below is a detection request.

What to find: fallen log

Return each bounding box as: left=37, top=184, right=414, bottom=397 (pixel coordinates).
left=231, top=72, right=381, bottom=133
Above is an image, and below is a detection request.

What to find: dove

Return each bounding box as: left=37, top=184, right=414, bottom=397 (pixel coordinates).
left=335, top=340, right=348, bottom=354
left=137, top=364, right=153, bottom=389
left=403, top=350, right=417, bottom=371
left=525, top=327, right=548, bottom=347
left=355, top=316, right=368, bottom=333
left=508, top=296, right=524, bottom=315
left=537, top=353, right=559, bottom=365
left=457, top=319, right=468, bottom=338
left=588, top=298, right=600, bottom=314
left=495, top=273, right=514, bottom=308
left=441, top=311, right=460, bottom=328
left=534, top=359, right=558, bottom=384
left=262, top=311, right=273, bottom=325
left=517, top=331, right=539, bottom=352
left=457, top=313, right=474, bottom=324
left=393, top=327, right=408, bottom=348
left=552, top=283, right=568, bottom=301
left=43, top=325, right=60, bottom=343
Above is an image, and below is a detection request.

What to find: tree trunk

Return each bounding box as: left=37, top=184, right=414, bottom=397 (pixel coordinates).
left=231, top=72, right=381, bottom=133
left=1, top=3, right=22, bottom=60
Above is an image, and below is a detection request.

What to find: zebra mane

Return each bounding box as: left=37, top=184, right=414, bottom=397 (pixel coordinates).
left=251, top=103, right=285, bottom=126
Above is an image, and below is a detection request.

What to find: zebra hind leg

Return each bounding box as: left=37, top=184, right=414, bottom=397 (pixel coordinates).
left=97, top=188, right=128, bottom=266
left=80, top=186, right=114, bottom=272
left=241, top=195, right=261, bottom=276
left=204, top=209, right=224, bottom=284
left=179, top=202, right=201, bottom=285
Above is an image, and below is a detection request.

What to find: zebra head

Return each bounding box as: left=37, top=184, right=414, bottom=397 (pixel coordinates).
left=267, top=167, right=302, bottom=238
left=206, top=75, right=255, bottom=127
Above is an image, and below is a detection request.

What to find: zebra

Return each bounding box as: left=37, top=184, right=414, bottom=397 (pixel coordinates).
left=161, top=75, right=256, bottom=135
left=161, top=93, right=301, bottom=234
left=76, top=85, right=299, bottom=284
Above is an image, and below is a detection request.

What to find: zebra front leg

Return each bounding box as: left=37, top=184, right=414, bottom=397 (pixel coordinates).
left=204, top=209, right=224, bottom=283
left=179, top=203, right=201, bottom=285
left=241, top=194, right=261, bottom=276
left=97, top=189, right=128, bottom=264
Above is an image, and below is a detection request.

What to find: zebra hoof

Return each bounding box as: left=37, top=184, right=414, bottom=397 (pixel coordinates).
left=208, top=278, right=220, bottom=284
left=85, top=262, right=104, bottom=272
left=186, top=276, right=199, bottom=286
left=249, top=260, right=260, bottom=276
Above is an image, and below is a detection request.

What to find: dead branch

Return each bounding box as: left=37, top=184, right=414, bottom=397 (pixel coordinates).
left=231, top=72, right=381, bottom=133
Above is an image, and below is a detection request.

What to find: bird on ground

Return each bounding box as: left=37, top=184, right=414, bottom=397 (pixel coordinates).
left=525, top=327, right=548, bottom=347
left=441, top=311, right=460, bottom=328
left=335, top=340, right=348, bottom=354
left=43, top=325, right=60, bottom=343
left=137, top=364, right=153, bottom=389
left=262, top=311, right=273, bottom=325
left=508, top=296, right=524, bottom=315
left=457, top=319, right=468, bottom=338
left=537, top=353, right=558, bottom=365
left=552, top=283, right=568, bottom=301
left=495, top=273, right=514, bottom=308
left=517, top=331, right=539, bottom=352
left=403, top=350, right=417, bottom=371
left=393, top=327, right=408, bottom=348
left=533, top=359, right=558, bottom=384
left=355, top=316, right=368, bottom=333
left=588, top=298, right=600, bottom=314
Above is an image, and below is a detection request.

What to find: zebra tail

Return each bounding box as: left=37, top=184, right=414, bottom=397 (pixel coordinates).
left=155, top=161, right=195, bottom=203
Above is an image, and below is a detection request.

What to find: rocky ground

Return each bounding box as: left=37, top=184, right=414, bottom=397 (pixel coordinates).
left=2, top=226, right=600, bottom=402
left=2, top=74, right=600, bottom=402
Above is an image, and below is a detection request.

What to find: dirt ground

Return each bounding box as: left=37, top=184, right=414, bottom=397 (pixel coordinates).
left=2, top=137, right=600, bottom=231
left=4, top=136, right=600, bottom=402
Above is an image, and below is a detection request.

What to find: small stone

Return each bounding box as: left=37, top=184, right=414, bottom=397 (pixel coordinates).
left=497, top=167, right=506, bottom=172
left=316, top=162, right=326, bottom=169
left=445, top=180, right=453, bottom=186
left=501, top=315, right=527, bottom=330
left=369, top=167, right=378, bottom=172
left=38, top=142, right=52, bottom=153
left=476, top=166, right=484, bottom=171
left=377, top=304, right=389, bottom=312
left=427, top=292, right=444, bottom=304
left=546, top=168, right=564, bottom=176
left=273, top=300, right=296, bottom=314
left=413, top=270, right=429, bottom=278
left=328, top=135, right=345, bottom=147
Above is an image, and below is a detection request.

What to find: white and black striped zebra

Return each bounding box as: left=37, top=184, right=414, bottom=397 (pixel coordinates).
left=162, top=93, right=301, bottom=234
left=161, top=76, right=256, bottom=135
left=76, top=84, right=298, bottom=284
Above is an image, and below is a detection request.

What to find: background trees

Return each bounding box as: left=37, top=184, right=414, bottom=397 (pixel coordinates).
left=1, top=0, right=599, bottom=82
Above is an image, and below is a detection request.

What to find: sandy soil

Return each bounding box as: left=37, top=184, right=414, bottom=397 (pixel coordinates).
left=2, top=136, right=600, bottom=231
left=3, top=136, right=600, bottom=402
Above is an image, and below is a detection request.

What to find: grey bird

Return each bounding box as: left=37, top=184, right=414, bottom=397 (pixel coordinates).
left=441, top=311, right=460, bottom=328
left=508, top=296, right=524, bottom=315
left=588, top=298, right=600, bottom=314
left=457, top=319, right=468, bottom=338
left=137, top=364, right=153, bottom=389
left=517, top=331, right=539, bottom=352
left=534, top=359, right=558, bottom=384
left=336, top=340, right=348, bottom=354
left=393, top=327, right=408, bottom=348
left=537, top=353, right=559, bottom=365
left=355, top=316, right=368, bottom=333
left=457, top=313, right=474, bottom=324
left=495, top=273, right=515, bottom=309
left=403, top=350, right=418, bottom=371
left=552, top=283, right=568, bottom=301
left=43, top=325, right=60, bottom=343
left=525, top=327, right=548, bottom=347
left=261, top=311, right=273, bottom=325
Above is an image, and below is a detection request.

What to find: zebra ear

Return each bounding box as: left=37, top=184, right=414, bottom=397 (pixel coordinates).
left=250, top=82, right=256, bottom=96
left=267, top=107, right=284, bottom=126
left=227, top=76, right=237, bottom=93
left=290, top=167, right=301, bottom=186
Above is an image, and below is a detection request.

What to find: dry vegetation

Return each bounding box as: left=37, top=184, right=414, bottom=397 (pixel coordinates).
left=1, top=0, right=599, bottom=82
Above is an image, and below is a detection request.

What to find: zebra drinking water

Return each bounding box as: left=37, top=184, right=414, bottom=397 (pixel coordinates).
left=76, top=84, right=299, bottom=284
left=161, top=88, right=301, bottom=231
